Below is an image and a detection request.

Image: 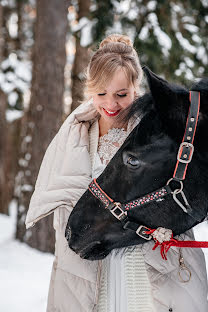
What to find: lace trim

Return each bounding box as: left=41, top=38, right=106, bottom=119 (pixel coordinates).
left=97, top=128, right=128, bottom=166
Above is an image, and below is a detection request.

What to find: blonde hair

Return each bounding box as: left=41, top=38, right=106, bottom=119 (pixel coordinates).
left=84, top=34, right=143, bottom=100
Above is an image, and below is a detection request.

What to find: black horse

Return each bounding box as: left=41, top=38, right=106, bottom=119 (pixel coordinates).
left=65, top=66, right=208, bottom=260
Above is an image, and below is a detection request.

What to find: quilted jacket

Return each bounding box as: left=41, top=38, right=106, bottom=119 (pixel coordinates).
left=25, top=100, right=208, bottom=312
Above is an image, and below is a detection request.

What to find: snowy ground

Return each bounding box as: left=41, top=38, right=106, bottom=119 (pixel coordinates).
left=0, top=203, right=208, bottom=312
left=0, top=202, right=54, bottom=312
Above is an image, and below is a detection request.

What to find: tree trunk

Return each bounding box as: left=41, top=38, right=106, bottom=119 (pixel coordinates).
left=5, top=117, right=22, bottom=214
left=71, top=0, right=91, bottom=112
left=0, top=4, right=6, bottom=213
left=15, top=0, right=69, bottom=253
left=0, top=4, right=4, bottom=61
left=0, top=90, right=8, bottom=214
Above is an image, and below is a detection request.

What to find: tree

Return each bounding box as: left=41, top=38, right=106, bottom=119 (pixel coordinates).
left=0, top=90, right=8, bottom=214
left=91, top=0, right=208, bottom=86
left=70, top=0, right=91, bottom=111
left=0, top=0, right=36, bottom=215
left=15, top=0, right=69, bottom=253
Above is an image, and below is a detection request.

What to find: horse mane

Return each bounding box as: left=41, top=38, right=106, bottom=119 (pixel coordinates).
left=119, top=93, right=154, bottom=127
left=124, top=77, right=208, bottom=124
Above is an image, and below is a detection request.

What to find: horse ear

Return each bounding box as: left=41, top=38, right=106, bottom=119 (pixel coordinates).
left=142, top=66, right=189, bottom=141
left=191, top=78, right=208, bottom=116
left=142, top=66, right=170, bottom=89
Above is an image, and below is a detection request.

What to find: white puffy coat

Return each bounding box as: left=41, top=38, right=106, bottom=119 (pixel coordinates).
left=25, top=100, right=208, bottom=312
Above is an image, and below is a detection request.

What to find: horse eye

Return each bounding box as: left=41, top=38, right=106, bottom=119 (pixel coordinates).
left=127, top=156, right=140, bottom=167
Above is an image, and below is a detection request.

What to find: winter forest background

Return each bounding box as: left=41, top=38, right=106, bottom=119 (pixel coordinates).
left=0, top=0, right=208, bottom=311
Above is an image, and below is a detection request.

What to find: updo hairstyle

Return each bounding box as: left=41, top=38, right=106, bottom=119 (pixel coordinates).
left=84, top=34, right=143, bottom=100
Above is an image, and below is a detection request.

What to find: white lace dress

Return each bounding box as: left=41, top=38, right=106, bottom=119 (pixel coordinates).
left=90, top=124, right=154, bottom=312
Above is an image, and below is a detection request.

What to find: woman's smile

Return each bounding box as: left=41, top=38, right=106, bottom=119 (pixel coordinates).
left=103, top=108, right=121, bottom=117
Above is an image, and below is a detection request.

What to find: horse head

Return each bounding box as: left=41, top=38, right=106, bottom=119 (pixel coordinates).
left=66, top=67, right=208, bottom=260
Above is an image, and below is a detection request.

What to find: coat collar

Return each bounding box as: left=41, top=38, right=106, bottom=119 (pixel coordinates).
left=69, top=99, right=99, bottom=124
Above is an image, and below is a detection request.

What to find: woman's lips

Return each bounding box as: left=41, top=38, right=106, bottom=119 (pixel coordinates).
left=103, top=108, right=121, bottom=117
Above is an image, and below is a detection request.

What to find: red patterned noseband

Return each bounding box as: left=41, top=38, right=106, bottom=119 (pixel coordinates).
left=89, top=178, right=171, bottom=217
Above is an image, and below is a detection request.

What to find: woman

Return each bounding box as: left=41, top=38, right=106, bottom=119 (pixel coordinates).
left=25, top=34, right=208, bottom=312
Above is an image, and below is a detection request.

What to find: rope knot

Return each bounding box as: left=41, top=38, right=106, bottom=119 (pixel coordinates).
left=146, top=227, right=176, bottom=260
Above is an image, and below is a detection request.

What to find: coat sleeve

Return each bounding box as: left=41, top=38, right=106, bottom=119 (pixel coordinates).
left=25, top=101, right=96, bottom=229
left=25, top=130, right=91, bottom=229
left=25, top=131, right=71, bottom=229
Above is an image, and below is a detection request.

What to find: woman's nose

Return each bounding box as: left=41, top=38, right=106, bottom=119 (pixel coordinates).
left=105, top=97, right=118, bottom=109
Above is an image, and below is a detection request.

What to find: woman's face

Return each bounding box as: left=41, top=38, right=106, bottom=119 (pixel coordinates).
left=92, top=68, right=136, bottom=130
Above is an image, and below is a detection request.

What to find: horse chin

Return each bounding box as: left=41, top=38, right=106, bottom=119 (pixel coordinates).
left=79, top=243, right=110, bottom=260
left=81, top=251, right=109, bottom=260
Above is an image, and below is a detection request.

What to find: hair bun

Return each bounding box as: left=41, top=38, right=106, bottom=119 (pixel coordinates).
left=99, top=34, right=133, bottom=49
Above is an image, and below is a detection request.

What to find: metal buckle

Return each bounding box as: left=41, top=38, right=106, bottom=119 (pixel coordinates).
left=177, top=142, right=194, bottom=164
left=110, top=202, right=127, bottom=220
left=136, top=225, right=152, bottom=240
left=173, top=189, right=190, bottom=214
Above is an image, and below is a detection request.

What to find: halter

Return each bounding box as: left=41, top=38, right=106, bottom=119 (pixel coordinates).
left=88, top=91, right=208, bottom=260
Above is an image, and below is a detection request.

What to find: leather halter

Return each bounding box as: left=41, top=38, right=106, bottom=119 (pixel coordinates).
left=88, top=91, right=201, bottom=244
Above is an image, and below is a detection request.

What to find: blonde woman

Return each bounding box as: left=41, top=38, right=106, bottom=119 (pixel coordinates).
left=25, top=34, right=208, bottom=312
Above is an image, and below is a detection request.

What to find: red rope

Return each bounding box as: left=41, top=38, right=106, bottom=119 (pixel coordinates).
left=146, top=229, right=208, bottom=260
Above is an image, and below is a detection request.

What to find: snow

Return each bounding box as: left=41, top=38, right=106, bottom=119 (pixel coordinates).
left=112, top=0, right=125, bottom=14
left=118, top=0, right=131, bottom=13
left=7, top=12, right=18, bottom=38
left=70, top=16, right=96, bottom=47
left=8, top=91, right=19, bottom=107
left=126, top=1, right=140, bottom=20
left=0, top=201, right=207, bottom=311
left=80, top=19, right=97, bottom=47
left=197, top=46, right=208, bottom=65
left=6, top=109, right=23, bottom=122
left=147, top=0, right=157, bottom=11
left=107, top=20, right=123, bottom=36
left=24, top=135, right=32, bottom=143
left=175, top=32, right=197, bottom=54
left=183, top=24, right=199, bottom=33
left=0, top=53, right=31, bottom=94
left=18, top=158, right=29, bottom=167
left=201, top=0, right=208, bottom=8
left=0, top=201, right=54, bottom=312
left=138, top=26, right=149, bottom=41
left=148, top=13, right=172, bottom=57
left=192, top=34, right=202, bottom=44
left=0, top=52, right=31, bottom=115
left=21, top=184, right=33, bottom=192
left=184, top=57, right=195, bottom=68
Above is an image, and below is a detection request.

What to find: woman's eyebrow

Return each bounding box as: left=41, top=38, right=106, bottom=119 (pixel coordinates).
left=103, top=88, right=128, bottom=92
left=116, top=88, right=128, bottom=92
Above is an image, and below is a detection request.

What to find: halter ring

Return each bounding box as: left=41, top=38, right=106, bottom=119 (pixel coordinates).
left=167, top=178, right=183, bottom=194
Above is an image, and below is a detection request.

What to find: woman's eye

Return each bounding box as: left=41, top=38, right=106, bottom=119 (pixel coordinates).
left=127, top=156, right=140, bottom=167
left=117, top=94, right=127, bottom=97
left=98, top=93, right=106, bottom=96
